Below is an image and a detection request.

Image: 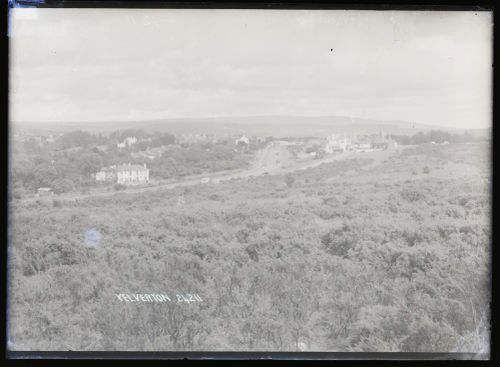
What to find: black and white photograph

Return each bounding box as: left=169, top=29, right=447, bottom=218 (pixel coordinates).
left=7, top=5, right=492, bottom=358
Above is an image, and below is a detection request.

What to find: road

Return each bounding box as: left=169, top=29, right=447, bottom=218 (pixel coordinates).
left=18, top=143, right=400, bottom=203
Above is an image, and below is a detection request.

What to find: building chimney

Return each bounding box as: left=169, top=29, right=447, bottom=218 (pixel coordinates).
left=144, top=163, right=146, bottom=168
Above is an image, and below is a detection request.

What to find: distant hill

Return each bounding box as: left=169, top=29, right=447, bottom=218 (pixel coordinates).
left=12, top=115, right=462, bottom=138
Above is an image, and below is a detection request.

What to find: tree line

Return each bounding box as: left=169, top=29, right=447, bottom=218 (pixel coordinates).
left=11, top=129, right=250, bottom=197
left=388, top=130, right=486, bottom=145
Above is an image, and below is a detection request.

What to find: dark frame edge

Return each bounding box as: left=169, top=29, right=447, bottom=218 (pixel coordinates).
left=5, top=351, right=491, bottom=360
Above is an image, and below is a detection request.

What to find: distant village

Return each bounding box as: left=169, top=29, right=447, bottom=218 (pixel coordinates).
left=11, top=127, right=474, bottom=198
left=92, top=132, right=398, bottom=187
left=307, top=131, right=398, bottom=155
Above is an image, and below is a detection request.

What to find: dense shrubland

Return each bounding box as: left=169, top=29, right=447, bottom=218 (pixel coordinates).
left=8, top=142, right=490, bottom=352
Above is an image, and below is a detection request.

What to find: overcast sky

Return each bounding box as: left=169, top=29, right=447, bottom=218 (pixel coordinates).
left=9, top=8, right=492, bottom=129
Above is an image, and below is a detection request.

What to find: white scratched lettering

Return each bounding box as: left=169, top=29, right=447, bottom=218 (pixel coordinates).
left=114, top=293, right=201, bottom=304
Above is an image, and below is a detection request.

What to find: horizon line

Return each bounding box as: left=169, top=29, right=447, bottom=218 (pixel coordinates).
left=9, top=114, right=473, bottom=130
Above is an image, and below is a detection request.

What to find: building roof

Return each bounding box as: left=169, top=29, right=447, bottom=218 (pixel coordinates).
left=235, top=135, right=250, bottom=144
left=99, top=167, right=116, bottom=172
left=115, top=164, right=148, bottom=172
left=98, top=164, right=148, bottom=173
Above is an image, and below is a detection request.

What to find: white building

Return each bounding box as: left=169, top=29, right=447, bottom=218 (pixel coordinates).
left=37, top=187, right=53, bottom=196
left=95, top=163, right=150, bottom=185
left=95, top=165, right=121, bottom=182
left=116, top=163, right=149, bottom=184
left=117, top=136, right=138, bottom=149
left=356, top=143, right=372, bottom=151
left=325, top=134, right=351, bottom=153
left=235, top=135, right=250, bottom=146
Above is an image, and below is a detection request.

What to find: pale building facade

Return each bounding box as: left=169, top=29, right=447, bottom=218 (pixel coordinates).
left=325, top=134, right=351, bottom=153
left=95, top=163, right=150, bottom=185
left=116, top=164, right=149, bottom=184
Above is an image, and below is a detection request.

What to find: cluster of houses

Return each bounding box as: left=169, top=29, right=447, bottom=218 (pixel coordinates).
left=324, top=132, right=397, bottom=154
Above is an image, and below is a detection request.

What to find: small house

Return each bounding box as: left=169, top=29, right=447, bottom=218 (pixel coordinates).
left=235, top=135, right=250, bottom=146
left=37, top=187, right=53, bottom=196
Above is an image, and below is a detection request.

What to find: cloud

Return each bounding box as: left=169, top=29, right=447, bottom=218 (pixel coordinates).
left=9, top=9, right=492, bottom=129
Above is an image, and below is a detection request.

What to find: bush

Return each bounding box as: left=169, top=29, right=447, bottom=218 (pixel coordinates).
left=114, top=183, right=127, bottom=191
left=400, top=188, right=426, bottom=203
left=52, top=178, right=75, bottom=194
left=321, top=224, right=357, bottom=257
left=285, top=174, right=295, bottom=188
